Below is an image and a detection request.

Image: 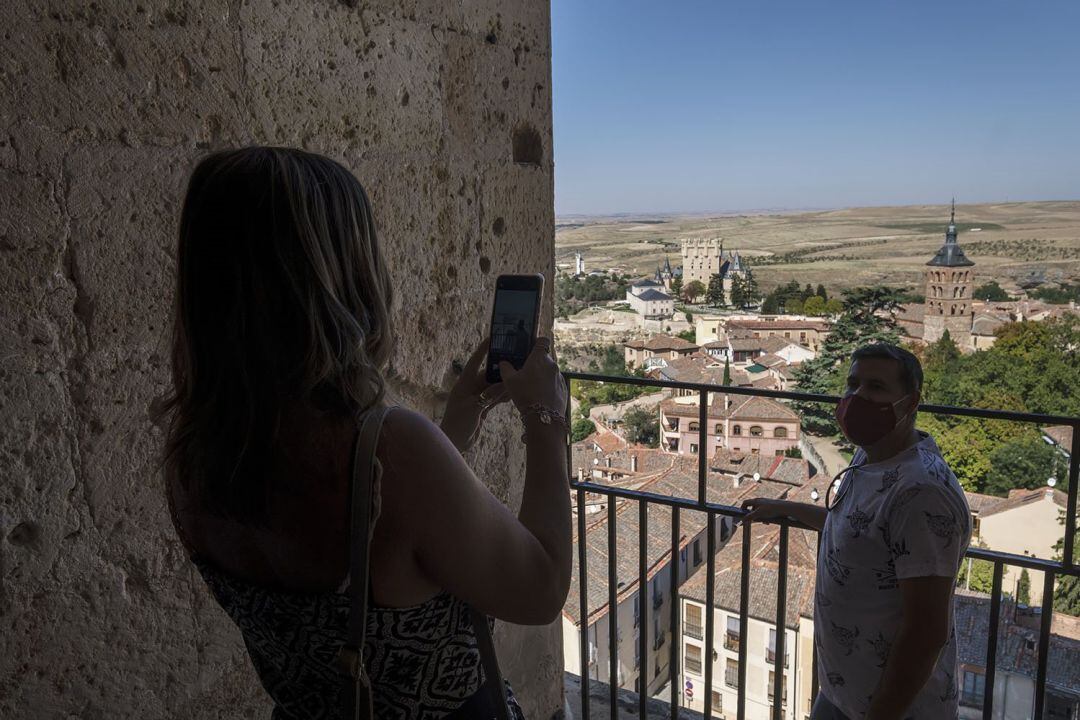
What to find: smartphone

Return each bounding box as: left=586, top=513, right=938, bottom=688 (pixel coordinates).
left=485, top=274, right=545, bottom=384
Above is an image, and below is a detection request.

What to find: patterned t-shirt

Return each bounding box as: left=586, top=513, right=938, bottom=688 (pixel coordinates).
left=815, top=432, right=971, bottom=719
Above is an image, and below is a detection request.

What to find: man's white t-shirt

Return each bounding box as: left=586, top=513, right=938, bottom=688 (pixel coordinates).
left=815, top=432, right=972, bottom=719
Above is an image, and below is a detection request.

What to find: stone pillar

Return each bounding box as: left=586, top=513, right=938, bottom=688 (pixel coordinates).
left=1, top=1, right=560, bottom=717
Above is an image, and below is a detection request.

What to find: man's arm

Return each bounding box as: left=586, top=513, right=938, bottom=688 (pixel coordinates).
left=866, top=575, right=953, bottom=720
left=740, top=498, right=827, bottom=531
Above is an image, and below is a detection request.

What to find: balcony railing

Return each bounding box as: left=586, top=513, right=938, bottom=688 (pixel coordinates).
left=685, top=623, right=703, bottom=640
left=766, top=646, right=789, bottom=669
left=564, top=370, right=1080, bottom=720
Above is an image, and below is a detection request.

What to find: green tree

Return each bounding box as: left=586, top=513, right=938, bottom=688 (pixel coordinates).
left=923, top=330, right=961, bottom=371
left=706, top=273, right=726, bottom=307
left=1017, top=568, right=1031, bottom=606
left=600, top=344, right=626, bottom=376
left=1052, top=510, right=1080, bottom=615
left=743, top=273, right=761, bottom=307
left=670, top=275, right=683, bottom=298
left=983, top=435, right=1060, bottom=496
left=723, top=357, right=732, bottom=386
left=824, top=298, right=843, bottom=315
left=956, top=545, right=996, bottom=594
left=974, top=280, right=1010, bottom=301
left=792, top=286, right=904, bottom=435
left=684, top=280, right=706, bottom=304
left=729, top=275, right=747, bottom=308
left=786, top=297, right=805, bottom=314
left=622, top=407, right=659, bottom=447
left=816, top=284, right=828, bottom=300
left=1030, top=282, right=1080, bottom=305
left=571, top=418, right=596, bottom=443
left=677, top=329, right=696, bottom=342
left=784, top=446, right=803, bottom=459
left=803, top=295, right=827, bottom=316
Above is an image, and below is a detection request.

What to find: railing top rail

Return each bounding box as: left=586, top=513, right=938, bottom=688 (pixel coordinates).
left=562, top=371, right=1080, bottom=427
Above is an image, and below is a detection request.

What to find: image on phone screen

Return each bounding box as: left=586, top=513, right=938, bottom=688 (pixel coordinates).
left=486, top=277, right=542, bottom=384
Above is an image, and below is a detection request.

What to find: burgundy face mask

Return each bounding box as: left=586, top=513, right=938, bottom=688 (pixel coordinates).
left=834, top=393, right=910, bottom=448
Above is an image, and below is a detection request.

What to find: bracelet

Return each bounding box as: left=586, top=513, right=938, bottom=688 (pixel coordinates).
left=519, top=403, right=570, bottom=443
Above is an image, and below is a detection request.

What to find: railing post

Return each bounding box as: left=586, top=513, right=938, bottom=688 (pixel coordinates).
left=639, top=500, right=649, bottom=720
left=982, top=561, right=1004, bottom=720
left=1064, top=425, right=1079, bottom=568
left=577, top=486, right=591, bottom=720
left=1033, top=570, right=1056, bottom=719
left=669, top=506, right=680, bottom=720
left=704, top=512, right=716, bottom=719
left=608, top=496, right=619, bottom=714
left=738, top=521, right=750, bottom=720
left=698, top=389, right=708, bottom=504
left=772, top=525, right=789, bottom=720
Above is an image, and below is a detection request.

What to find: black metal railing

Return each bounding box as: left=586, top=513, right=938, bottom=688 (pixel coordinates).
left=564, top=371, right=1080, bottom=720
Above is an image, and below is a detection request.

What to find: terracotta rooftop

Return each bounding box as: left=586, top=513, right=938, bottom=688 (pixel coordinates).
left=654, top=357, right=751, bottom=387
left=978, top=487, right=1069, bottom=517
left=564, top=453, right=812, bottom=625
left=727, top=319, right=830, bottom=332
left=728, top=337, right=765, bottom=352
left=659, top=395, right=799, bottom=423
left=1043, top=425, right=1074, bottom=451
left=624, top=335, right=699, bottom=352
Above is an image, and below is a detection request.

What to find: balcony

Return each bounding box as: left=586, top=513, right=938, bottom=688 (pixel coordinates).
left=766, top=646, right=789, bottom=669
left=564, top=370, right=1080, bottom=720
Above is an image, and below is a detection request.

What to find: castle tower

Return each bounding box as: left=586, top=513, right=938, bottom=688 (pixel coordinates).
left=679, top=237, right=725, bottom=287
left=923, top=200, right=975, bottom=347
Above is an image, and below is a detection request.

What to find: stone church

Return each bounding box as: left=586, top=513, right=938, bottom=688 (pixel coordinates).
left=923, top=201, right=976, bottom=346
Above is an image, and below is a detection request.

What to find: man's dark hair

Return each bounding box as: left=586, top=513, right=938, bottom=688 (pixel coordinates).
left=850, top=343, right=923, bottom=395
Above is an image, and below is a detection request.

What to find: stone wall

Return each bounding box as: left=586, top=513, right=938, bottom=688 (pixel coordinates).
left=1, top=1, right=560, bottom=717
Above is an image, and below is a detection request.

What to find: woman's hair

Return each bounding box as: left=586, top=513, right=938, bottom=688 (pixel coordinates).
left=154, top=146, right=395, bottom=524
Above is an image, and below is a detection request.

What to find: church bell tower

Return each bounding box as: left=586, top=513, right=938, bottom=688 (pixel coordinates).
left=923, top=200, right=975, bottom=347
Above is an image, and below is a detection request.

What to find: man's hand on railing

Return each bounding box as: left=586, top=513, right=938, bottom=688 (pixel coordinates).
left=739, top=498, right=827, bottom=532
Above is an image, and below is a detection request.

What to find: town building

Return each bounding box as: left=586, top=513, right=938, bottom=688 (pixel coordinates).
left=965, top=486, right=1070, bottom=607
left=659, top=394, right=801, bottom=458
left=564, top=450, right=814, bottom=702
left=628, top=279, right=676, bottom=320
left=955, top=590, right=1080, bottom=719
left=677, top=478, right=827, bottom=719
left=724, top=319, right=831, bottom=352
left=624, top=335, right=699, bottom=370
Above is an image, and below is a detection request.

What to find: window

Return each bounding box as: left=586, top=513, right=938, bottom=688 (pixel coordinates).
left=711, top=690, right=723, bottom=713
left=714, top=423, right=723, bottom=434
left=767, top=628, right=789, bottom=667
left=775, top=449, right=784, bottom=457
left=749, top=426, right=763, bottom=437
left=773, top=427, right=788, bottom=438
left=634, top=595, right=640, bottom=627
left=634, top=629, right=640, bottom=668
left=690, top=443, right=698, bottom=455
left=961, top=670, right=986, bottom=708
left=685, top=644, right=703, bottom=675
left=680, top=547, right=688, bottom=567
left=767, top=670, right=788, bottom=704
left=784, top=331, right=790, bottom=338
left=693, top=539, right=702, bottom=565
left=688, top=421, right=700, bottom=432
left=686, top=603, right=703, bottom=640
left=724, top=616, right=740, bottom=651
left=971, top=516, right=981, bottom=538
left=732, top=425, right=742, bottom=436
left=724, top=658, right=739, bottom=688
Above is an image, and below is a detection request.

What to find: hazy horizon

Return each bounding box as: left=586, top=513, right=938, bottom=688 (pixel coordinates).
left=553, top=0, right=1080, bottom=217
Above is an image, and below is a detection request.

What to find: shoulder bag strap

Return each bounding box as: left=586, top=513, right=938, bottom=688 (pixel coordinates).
left=469, top=606, right=512, bottom=720
left=338, top=404, right=390, bottom=719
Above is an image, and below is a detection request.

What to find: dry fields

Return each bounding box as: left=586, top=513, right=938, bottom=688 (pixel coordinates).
left=555, top=200, right=1080, bottom=294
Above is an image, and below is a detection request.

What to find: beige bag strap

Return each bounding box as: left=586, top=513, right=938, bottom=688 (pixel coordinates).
left=340, top=404, right=512, bottom=720
left=338, top=404, right=390, bottom=719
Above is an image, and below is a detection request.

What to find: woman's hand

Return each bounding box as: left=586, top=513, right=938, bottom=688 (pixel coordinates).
left=440, top=337, right=510, bottom=453
left=739, top=497, right=795, bottom=524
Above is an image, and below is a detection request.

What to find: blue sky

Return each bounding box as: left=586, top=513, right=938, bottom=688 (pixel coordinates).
left=552, top=0, right=1080, bottom=216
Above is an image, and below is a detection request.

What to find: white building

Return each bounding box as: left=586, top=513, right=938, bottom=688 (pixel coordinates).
left=627, top=280, right=676, bottom=320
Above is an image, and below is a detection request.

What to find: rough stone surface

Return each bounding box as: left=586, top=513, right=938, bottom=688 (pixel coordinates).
left=1, top=1, right=560, bottom=717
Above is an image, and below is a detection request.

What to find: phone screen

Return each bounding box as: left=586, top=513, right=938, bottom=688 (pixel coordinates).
left=486, top=284, right=541, bottom=383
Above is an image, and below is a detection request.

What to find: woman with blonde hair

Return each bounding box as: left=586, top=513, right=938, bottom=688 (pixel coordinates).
left=155, top=146, right=571, bottom=718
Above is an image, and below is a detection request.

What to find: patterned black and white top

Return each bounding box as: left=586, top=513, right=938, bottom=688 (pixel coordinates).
left=815, top=432, right=971, bottom=719
left=195, top=559, right=526, bottom=719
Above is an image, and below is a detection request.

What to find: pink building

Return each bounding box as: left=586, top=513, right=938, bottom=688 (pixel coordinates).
left=659, top=394, right=800, bottom=458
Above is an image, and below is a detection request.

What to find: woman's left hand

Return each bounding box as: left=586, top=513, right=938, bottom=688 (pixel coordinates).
left=440, top=336, right=510, bottom=453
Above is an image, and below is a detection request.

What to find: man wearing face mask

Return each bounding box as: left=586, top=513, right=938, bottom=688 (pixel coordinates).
left=741, top=343, right=971, bottom=720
